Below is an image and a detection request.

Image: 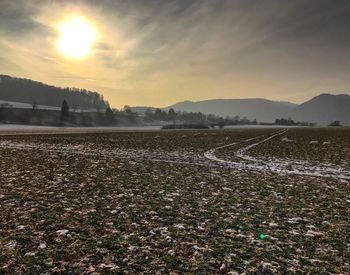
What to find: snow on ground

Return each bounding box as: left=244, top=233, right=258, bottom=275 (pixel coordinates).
left=0, top=100, right=100, bottom=112
left=1, top=128, right=349, bottom=180
left=0, top=124, right=161, bottom=134
left=205, top=130, right=350, bottom=180
left=0, top=100, right=60, bottom=111
left=0, top=139, right=215, bottom=169
left=0, top=124, right=59, bottom=130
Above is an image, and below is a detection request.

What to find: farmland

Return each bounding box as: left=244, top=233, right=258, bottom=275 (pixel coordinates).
left=0, top=128, right=349, bottom=274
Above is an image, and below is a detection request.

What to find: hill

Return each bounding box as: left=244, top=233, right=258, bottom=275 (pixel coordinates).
left=0, top=75, right=108, bottom=110
left=2, top=75, right=349, bottom=126
left=164, top=99, right=297, bottom=122
left=288, top=93, right=350, bottom=125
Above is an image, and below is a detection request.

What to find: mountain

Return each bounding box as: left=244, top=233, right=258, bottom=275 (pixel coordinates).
left=2, top=75, right=349, bottom=125
left=0, top=75, right=108, bottom=110
left=164, top=99, right=297, bottom=122
left=288, top=93, right=350, bottom=125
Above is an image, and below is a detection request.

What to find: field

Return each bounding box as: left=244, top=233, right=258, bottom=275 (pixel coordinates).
left=0, top=128, right=349, bottom=274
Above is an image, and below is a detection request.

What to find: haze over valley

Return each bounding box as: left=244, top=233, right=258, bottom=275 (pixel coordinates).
left=2, top=74, right=349, bottom=125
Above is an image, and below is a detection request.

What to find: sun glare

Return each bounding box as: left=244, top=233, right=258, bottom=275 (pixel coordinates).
left=56, top=17, right=96, bottom=59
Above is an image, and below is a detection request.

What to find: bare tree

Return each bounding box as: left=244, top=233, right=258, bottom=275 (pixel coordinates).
left=32, top=101, right=38, bottom=112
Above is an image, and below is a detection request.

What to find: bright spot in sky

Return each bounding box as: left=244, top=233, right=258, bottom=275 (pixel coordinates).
left=56, top=17, right=96, bottom=59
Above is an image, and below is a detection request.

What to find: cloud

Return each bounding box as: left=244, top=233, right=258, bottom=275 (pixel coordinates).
left=0, top=0, right=52, bottom=37
left=1, top=0, right=350, bottom=107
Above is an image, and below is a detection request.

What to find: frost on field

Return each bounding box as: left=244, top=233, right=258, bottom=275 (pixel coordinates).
left=0, top=128, right=349, bottom=273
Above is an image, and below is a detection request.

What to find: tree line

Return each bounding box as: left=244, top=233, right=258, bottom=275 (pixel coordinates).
left=142, top=108, right=257, bottom=127
left=274, top=118, right=315, bottom=126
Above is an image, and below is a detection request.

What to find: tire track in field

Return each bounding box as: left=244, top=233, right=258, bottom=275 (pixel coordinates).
left=0, top=140, right=217, bottom=168
left=1, top=130, right=349, bottom=180
left=0, top=131, right=274, bottom=168
left=204, top=129, right=350, bottom=180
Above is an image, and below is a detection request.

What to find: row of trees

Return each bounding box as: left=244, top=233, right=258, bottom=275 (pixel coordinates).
left=0, top=100, right=116, bottom=126
left=59, top=100, right=116, bottom=125
left=275, top=118, right=315, bottom=126
left=6, top=99, right=340, bottom=127
left=143, top=108, right=257, bottom=126
left=57, top=103, right=258, bottom=127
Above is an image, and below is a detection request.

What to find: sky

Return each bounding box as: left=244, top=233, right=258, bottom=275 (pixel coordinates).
left=1, top=0, right=350, bottom=108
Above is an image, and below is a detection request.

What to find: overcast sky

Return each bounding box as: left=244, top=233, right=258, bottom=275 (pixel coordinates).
left=1, top=0, right=350, bottom=108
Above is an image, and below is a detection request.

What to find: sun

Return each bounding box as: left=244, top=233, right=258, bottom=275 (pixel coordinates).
left=56, top=17, right=97, bottom=59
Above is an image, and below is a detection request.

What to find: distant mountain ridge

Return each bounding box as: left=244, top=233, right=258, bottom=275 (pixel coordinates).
left=287, top=93, right=350, bottom=125
left=132, top=94, right=350, bottom=125
left=0, top=75, right=108, bottom=109
left=1, top=75, right=349, bottom=125
left=164, top=98, right=298, bottom=122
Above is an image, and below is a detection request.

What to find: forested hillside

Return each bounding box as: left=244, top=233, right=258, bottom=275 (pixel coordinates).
left=0, top=75, right=108, bottom=109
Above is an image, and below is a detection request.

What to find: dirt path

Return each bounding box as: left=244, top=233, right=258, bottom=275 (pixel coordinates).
left=204, top=130, right=350, bottom=180
left=0, top=130, right=349, bottom=180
